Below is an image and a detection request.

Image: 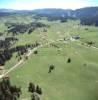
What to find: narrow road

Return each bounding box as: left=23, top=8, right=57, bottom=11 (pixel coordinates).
left=0, top=37, right=98, bottom=79
left=0, top=45, right=43, bottom=79
left=77, top=40, right=98, bottom=50
left=0, top=39, right=61, bottom=79
left=0, top=60, right=24, bottom=78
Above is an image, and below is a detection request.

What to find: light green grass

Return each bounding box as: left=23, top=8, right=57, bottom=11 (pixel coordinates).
left=0, top=16, right=98, bottom=100
left=9, top=41, right=98, bottom=100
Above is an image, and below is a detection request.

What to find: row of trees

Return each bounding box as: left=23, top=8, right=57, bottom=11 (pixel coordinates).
left=0, top=37, right=18, bottom=49
left=28, top=82, right=42, bottom=100
left=6, top=22, right=49, bottom=35
left=0, top=77, right=21, bottom=100
left=0, top=41, right=40, bottom=66
left=80, top=17, right=98, bottom=26
left=0, top=49, right=12, bottom=66
left=33, top=14, right=76, bottom=22
left=0, top=77, right=43, bottom=100
left=86, top=41, right=95, bottom=46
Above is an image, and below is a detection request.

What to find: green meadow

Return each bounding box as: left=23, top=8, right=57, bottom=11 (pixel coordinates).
left=0, top=15, right=98, bottom=100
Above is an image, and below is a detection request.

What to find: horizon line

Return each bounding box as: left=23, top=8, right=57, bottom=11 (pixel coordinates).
left=0, top=6, right=98, bottom=11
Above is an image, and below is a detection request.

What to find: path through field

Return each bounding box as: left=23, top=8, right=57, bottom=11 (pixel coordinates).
left=0, top=39, right=62, bottom=79
left=0, top=36, right=98, bottom=79
left=0, top=46, right=42, bottom=79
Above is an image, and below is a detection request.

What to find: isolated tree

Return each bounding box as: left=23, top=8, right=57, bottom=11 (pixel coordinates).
left=34, top=50, right=38, bottom=54
left=87, top=41, right=95, bottom=46
left=48, top=65, right=55, bottom=73
left=25, top=56, right=28, bottom=60
left=28, top=82, right=35, bottom=93
left=36, top=85, right=42, bottom=95
left=67, top=58, right=71, bottom=63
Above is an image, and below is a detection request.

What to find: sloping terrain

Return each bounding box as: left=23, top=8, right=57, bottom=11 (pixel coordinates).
left=0, top=12, right=98, bottom=100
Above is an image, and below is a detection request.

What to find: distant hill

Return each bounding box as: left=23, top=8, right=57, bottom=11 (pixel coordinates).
left=32, top=7, right=98, bottom=25
left=74, top=7, right=98, bottom=26
left=75, top=7, right=98, bottom=18
left=33, top=8, right=73, bottom=17
left=0, top=7, right=98, bottom=26
left=0, top=9, right=15, bottom=12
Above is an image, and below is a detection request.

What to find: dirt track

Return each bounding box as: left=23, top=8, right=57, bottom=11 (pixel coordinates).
left=0, top=37, right=98, bottom=79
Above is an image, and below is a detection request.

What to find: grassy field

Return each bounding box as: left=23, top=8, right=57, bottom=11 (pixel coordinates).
left=9, top=41, right=98, bottom=100
left=0, top=15, right=98, bottom=100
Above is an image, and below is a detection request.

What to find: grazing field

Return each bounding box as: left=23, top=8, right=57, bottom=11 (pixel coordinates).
left=0, top=14, right=98, bottom=100
left=9, top=41, right=98, bottom=100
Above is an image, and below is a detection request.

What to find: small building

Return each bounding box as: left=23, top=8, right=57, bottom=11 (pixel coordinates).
left=72, top=35, right=80, bottom=40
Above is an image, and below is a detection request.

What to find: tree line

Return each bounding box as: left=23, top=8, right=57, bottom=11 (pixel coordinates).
left=5, top=22, right=49, bottom=35
left=0, top=41, right=40, bottom=66
left=0, top=77, right=42, bottom=100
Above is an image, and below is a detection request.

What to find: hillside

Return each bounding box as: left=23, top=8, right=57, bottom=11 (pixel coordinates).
left=0, top=7, right=98, bottom=26
left=0, top=7, right=98, bottom=100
